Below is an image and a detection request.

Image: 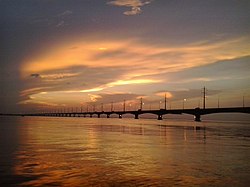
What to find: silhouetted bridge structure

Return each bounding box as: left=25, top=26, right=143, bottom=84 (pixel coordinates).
left=9, top=107, right=250, bottom=121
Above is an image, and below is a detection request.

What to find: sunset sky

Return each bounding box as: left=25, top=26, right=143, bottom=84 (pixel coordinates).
left=1, top=0, right=250, bottom=113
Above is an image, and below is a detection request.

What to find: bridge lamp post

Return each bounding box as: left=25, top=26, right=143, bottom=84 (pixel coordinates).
left=183, top=99, right=187, bottom=110
left=111, top=102, right=114, bottom=112
left=164, top=93, right=167, bottom=110
left=243, top=96, right=245, bottom=108
left=101, top=103, right=104, bottom=112
left=123, top=100, right=126, bottom=112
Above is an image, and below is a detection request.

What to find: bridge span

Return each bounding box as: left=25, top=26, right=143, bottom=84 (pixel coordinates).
left=19, top=107, right=250, bottom=121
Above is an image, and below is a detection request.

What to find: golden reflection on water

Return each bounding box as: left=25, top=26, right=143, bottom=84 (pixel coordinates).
left=12, top=117, right=246, bottom=186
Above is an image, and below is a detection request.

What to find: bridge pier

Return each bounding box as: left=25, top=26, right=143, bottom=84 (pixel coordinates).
left=158, top=114, right=163, bottom=120
left=134, top=114, right=139, bottom=119
left=90, top=114, right=92, bottom=118
left=119, top=114, right=122, bottom=119
left=107, top=114, right=110, bottom=118
left=194, top=114, right=201, bottom=122
left=98, top=114, right=100, bottom=118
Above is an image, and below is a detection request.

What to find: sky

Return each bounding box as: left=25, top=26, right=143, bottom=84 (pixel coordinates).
left=1, top=0, right=250, bottom=113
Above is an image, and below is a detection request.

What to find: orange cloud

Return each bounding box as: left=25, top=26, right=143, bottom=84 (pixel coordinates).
left=155, top=92, right=173, bottom=98
left=22, top=37, right=250, bottom=80
left=20, top=36, right=250, bottom=107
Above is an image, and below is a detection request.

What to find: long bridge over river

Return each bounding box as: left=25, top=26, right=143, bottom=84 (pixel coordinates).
left=6, top=107, right=250, bottom=121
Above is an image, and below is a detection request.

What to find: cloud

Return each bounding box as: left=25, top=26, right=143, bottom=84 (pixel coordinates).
left=20, top=36, right=250, bottom=107
left=89, top=93, right=140, bottom=104
left=31, top=10, right=72, bottom=27
left=156, top=55, right=250, bottom=86
left=30, top=73, right=40, bottom=78
left=56, top=20, right=65, bottom=28
left=107, top=0, right=153, bottom=15
left=57, top=10, right=73, bottom=18
left=124, top=6, right=141, bottom=16
left=22, top=36, right=250, bottom=77
left=155, top=89, right=221, bottom=101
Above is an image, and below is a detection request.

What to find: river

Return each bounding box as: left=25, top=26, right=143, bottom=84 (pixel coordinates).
left=0, top=116, right=249, bottom=186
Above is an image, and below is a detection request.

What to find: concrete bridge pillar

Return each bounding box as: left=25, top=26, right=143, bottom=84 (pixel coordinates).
left=158, top=114, right=163, bottom=120
left=84, top=115, right=86, bottom=118
left=98, top=114, right=100, bottom=118
left=134, top=114, right=139, bottom=119
left=90, top=114, right=92, bottom=118
left=194, top=114, right=201, bottom=122
left=107, top=114, right=110, bottom=118
left=119, top=114, right=122, bottom=119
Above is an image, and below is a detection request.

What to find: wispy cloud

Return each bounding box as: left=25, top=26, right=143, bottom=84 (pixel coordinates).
left=31, top=10, right=73, bottom=28
left=57, top=10, right=73, bottom=18
left=107, top=0, right=153, bottom=15
left=56, top=20, right=65, bottom=28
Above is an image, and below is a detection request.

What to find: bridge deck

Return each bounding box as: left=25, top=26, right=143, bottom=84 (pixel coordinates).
left=2, top=107, right=249, bottom=121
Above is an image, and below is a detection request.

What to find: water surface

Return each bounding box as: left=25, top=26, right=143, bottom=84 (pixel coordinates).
left=0, top=116, right=249, bottom=186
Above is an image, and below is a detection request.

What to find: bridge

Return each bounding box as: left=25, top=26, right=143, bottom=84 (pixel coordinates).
left=14, top=107, right=250, bottom=121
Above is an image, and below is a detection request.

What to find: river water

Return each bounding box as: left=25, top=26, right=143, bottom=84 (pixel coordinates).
left=0, top=116, right=249, bottom=186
